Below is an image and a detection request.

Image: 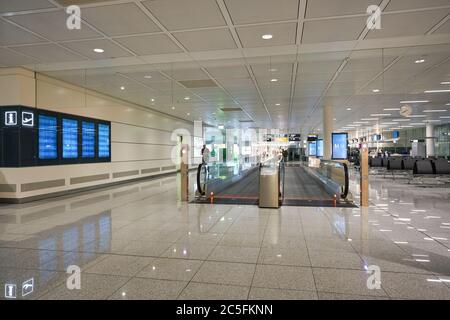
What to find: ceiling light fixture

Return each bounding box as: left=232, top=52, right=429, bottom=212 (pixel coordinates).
left=218, top=125, right=224, bottom=129
left=144, top=75, right=152, bottom=79
left=361, top=118, right=378, bottom=121
left=275, top=103, right=281, bottom=106
left=186, top=113, right=190, bottom=116
left=262, top=34, right=273, bottom=40
left=93, top=48, right=104, bottom=53
left=372, top=89, right=380, bottom=93
left=425, top=89, right=450, bottom=93
left=346, top=107, right=352, bottom=111
left=184, top=96, right=190, bottom=100
left=423, top=109, right=447, bottom=113
left=400, top=100, right=429, bottom=104
left=407, top=115, right=427, bottom=118
left=171, top=106, right=175, bottom=110
left=415, top=59, right=426, bottom=64
left=383, top=108, right=400, bottom=111
left=371, top=113, right=391, bottom=116
left=440, top=81, right=450, bottom=85
left=270, top=78, right=278, bottom=82
left=120, top=86, right=125, bottom=90
left=151, top=98, right=155, bottom=102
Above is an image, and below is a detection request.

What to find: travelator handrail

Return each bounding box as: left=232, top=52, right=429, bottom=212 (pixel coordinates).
left=306, top=159, right=350, bottom=200
left=196, top=161, right=260, bottom=198
left=197, top=163, right=207, bottom=196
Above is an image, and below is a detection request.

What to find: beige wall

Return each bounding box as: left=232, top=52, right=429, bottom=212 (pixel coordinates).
left=0, top=69, right=195, bottom=201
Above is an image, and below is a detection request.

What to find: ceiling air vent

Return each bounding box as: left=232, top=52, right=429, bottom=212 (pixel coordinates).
left=178, top=79, right=217, bottom=88
left=220, top=107, right=242, bottom=112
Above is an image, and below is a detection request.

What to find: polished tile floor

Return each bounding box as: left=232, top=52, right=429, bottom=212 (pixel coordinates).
left=0, top=170, right=449, bottom=300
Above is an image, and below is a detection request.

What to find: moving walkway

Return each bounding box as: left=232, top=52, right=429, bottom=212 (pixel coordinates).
left=194, top=158, right=354, bottom=207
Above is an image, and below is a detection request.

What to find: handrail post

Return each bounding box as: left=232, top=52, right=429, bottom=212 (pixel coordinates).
left=360, top=144, right=369, bottom=207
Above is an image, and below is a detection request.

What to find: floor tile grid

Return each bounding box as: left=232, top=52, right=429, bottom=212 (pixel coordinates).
left=303, top=208, right=393, bottom=299
left=174, top=207, right=262, bottom=300
left=356, top=199, right=450, bottom=279
left=101, top=205, right=243, bottom=299
left=245, top=210, right=269, bottom=299
left=344, top=194, right=447, bottom=298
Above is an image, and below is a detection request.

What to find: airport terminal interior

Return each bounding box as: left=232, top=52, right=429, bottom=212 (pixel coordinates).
left=0, top=0, right=450, bottom=300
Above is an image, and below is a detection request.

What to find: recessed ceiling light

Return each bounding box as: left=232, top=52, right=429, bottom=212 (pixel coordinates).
left=93, top=48, right=104, bottom=53
left=422, top=119, right=440, bottom=123
left=186, top=113, right=190, bottom=116
left=415, top=59, right=426, bottom=64
left=361, top=118, right=378, bottom=121
left=370, top=113, right=391, bottom=116
left=184, top=96, right=190, bottom=100
left=262, top=34, right=273, bottom=40
left=270, top=78, right=278, bottom=82
left=144, top=75, right=152, bottom=79
left=383, top=108, right=400, bottom=111
left=407, top=115, right=426, bottom=118
left=425, top=89, right=450, bottom=93
left=400, top=100, right=429, bottom=104
left=439, top=116, right=450, bottom=119
left=151, top=98, right=155, bottom=102
left=346, top=107, right=352, bottom=111
left=440, top=81, right=450, bottom=85
left=218, top=125, right=224, bottom=129
left=372, top=89, right=380, bottom=93
left=275, top=103, right=281, bottom=106
left=120, top=86, right=125, bottom=90
left=269, top=68, right=277, bottom=72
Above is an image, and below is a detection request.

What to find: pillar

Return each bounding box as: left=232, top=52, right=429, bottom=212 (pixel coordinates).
left=180, top=143, right=189, bottom=201
left=426, top=123, right=435, bottom=157
left=323, top=105, right=333, bottom=160
left=360, top=144, right=369, bottom=207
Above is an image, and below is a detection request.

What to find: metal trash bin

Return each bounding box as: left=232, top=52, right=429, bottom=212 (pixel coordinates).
left=259, top=165, right=279, bottom=208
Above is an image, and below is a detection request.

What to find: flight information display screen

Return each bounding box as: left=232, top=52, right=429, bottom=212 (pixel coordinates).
left=98, top=123, right=110, bottom=158
left=308, top=141, right=317, bottom=156
left=62, top=118, right=78, bottom=159
left=316, top=139, right=324, bottom=157
left=82, top=121, right=95, bottom=158
left=38, top=115, right=58, bottom=160
left=332, top=133, right=348, bottom=160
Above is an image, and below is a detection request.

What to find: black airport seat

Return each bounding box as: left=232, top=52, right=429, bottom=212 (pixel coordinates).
left=434, top=159, right=450, bottom=174
left=413, top=160, right=435, bottom=175
left=387, top=158, right=404, bottom=170
left=382, top=157, right=389, bottom=167
left=403, top=158, right=417, bottom=170
left=370, top=157, right=383, bottom=167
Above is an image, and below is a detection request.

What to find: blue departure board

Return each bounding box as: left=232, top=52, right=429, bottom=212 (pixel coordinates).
left=38, top=115, right=57, bottom=160
left=62, top=118, right=78, bottom=159
left=98, top=123, right=110, bottom=158
left=82, top=121, right=95, bottom=158
left=308, top=141, right=317, bottom=156
left=332, top=133, right=348, bottom=160
left=316, top=139, right=324, bottom=157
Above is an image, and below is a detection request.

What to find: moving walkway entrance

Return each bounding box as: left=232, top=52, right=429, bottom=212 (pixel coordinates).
left=194, top=158, right=355, bottom=208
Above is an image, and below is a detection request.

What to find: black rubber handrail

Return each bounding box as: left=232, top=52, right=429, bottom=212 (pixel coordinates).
left=197, top=163, right=206, bottom=196
left=341, top=162, right=349, bottom=199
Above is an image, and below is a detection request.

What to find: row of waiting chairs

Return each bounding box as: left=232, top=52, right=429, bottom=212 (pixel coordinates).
left=369, top=156, right=450, bottom=183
